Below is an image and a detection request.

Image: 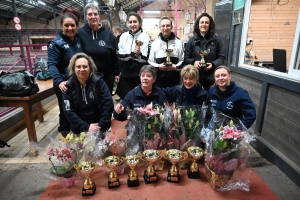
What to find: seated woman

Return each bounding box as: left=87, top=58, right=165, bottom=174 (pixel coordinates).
left=113, top=65, right=168, bottom=121
left=162, top=65, right=209, bottom=106
left=209, top=66, right=256, bottom=128
left=62, top=53, right=114, bottom=134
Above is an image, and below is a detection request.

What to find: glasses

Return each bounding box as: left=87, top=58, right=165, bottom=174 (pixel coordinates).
left=75, top=65, right=89, bottom=70
left=87, top=13, right=99, bottom=17
left=160, top=24, right=171, bottom=28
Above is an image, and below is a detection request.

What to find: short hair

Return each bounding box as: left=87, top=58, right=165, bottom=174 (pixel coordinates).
left=100, top=20, right=111, bottom=30
left=84, top=3, right=100, bottom=17
left=193, top=13, right=215, bottom=37
left=68, top=53, right=97, bottom=76
left=112, top=26, right=123, bottom=33
left=139, top=65, right=157, bottom=79
left=180, top=65, right=199, bottom=83
left=126, top=12, right=143, bottom=27
left=159, top=16, right=173, bottom=26
left=214, top=65, right=231, bottom=75
left=60, top=8, right=80, bottom=26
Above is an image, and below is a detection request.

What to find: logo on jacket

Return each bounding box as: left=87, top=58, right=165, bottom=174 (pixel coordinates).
left=64, top=100, right=70, bottom=111
left=63, top=44, right=70, bottom=49
left=49, top=43, right=53, bottom=48
left=89, top=91, right=94, bottom=99
left=99, top=40, right=106, bottom=46
left=227, top=101, right=234, bottom=109
left=77, top=43, right=81, bottom=48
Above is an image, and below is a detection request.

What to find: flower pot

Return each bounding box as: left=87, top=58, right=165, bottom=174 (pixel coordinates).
left=64, top=176, right=75, bottom=188
left=204, top=162, right=234, bottom=190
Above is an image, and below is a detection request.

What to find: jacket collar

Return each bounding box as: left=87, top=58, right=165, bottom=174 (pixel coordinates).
left=159, top=32, right=175, bottom=42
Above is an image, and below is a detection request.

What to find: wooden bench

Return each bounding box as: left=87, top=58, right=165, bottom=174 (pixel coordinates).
left=0, top=79, right=54, bottom=142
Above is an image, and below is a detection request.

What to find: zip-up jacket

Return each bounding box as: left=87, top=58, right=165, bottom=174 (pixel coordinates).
left=118, top=29, right=150, bottom=78
left=47, top=31, right=82, bottom=86
left=113, top=84, right=168, bottom=121
left=209, top=82, right=256, bottom=128
left=62, top=73, right=114, bottom=132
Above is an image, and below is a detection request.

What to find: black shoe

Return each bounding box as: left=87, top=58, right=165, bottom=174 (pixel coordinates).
left=115, top=98, right=121, bottom=102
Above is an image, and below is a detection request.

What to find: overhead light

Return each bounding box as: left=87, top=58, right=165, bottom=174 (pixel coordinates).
left=185, top=10, right=190, bottom=22
left=119, top=7, right=127, bottom=23
left=144, top=11, right=161, bottom=14
left=38, top=1, right=46, bottom=6
left=92, top=0, right=98, bottom=6
left=104, top=0, right=115, bottom=8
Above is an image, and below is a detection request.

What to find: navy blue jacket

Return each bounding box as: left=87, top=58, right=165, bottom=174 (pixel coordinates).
left=47, top=31, right=82, bottom=86
left=62, top=73, right=114, bottom=132
left=209, top=82, right=256, bottom=128
left=113, top=85, right=168, bottom=121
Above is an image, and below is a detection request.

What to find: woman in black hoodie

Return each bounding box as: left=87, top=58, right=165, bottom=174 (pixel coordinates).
left=77, top=3, right=119, bottom=93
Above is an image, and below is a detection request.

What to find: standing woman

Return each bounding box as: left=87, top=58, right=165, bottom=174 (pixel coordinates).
left=77, top=3, right=119, bottom=93
left=47, top=8, right=82, bottom=135
left=209, top=66, right=256, bottom=128
left=117, top=12, right=151, bottom=100
left=184, top=13, right=226, bottom=91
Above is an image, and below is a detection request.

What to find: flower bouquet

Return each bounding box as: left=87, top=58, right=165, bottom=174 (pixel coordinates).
left=204, top=110, right=256, bottom=191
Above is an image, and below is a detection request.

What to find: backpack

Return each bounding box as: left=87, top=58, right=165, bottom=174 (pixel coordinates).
left=34, top=58, right=52, bottom=80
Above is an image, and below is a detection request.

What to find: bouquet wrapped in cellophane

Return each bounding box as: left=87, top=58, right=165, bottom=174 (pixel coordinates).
left=204, top=110, right=256, bottom=191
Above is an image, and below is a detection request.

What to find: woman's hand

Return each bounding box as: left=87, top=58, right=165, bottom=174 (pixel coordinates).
left=114, top=103, right=124, bottom=114
left=59, top=81, right=68, bottom=92
left=115, top=75, right=120, bottom=83
left=134, top=45, right=140, bottom=54
left=89, top=123, right=101, bottom=133
left=204, top=63, right=213, bottom=71
left=194, top=61, right=201, bottom=69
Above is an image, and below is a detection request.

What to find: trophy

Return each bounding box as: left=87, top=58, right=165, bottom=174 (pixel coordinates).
left=196, top=49, right=210, bottom=68
left=102, top=156, right=122, bottom=189
left=187, top=146, right=204, bottom=179
left=138, top=149, right=163, bottom=184
left=165, top=49, right=173, bottom=67
left=122, top=155, right=140, bottom=187
left=131, top=40, right=143, bottom=59
left=74, top=161, right=96, bottom=196
left=164, top=149, right=188, bottom=183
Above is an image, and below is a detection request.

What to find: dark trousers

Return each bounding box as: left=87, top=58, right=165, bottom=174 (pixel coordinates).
left=53, top=82, right=70, bottom=133
left=103, top=73, right=115, bottom=94
left=155, top=71, right=180, bottom=88
left=116, top=76, right=140, bottom=99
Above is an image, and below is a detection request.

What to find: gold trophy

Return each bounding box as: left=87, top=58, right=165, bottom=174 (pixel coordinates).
left=165, top=49, right=173, bottom=67
left=196, top=49, right=210, bottom=68
left=102, top=156, right=122, bottom=189
left=164, top=149, right=188, bottom=183
left=187, top=146, right=204, bottom=179
left=74, top=161, right=96, bottom=196
left=122, top=155, right=140, bottom=187
left=138, top=149, right=163, bottom=184
left=131, top=40, right=143, bottom=59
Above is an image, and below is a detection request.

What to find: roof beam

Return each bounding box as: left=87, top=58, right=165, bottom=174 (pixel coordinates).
left=17, top=0, right=61, bottom=14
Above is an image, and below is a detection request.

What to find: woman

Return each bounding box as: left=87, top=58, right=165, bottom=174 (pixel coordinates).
left=184, top=13, right=226, bottom=91
left=76, top=3, right=119, bottom=93
left=162, top=65, right=209, bottom=106
left=113, top=65, right=167, bottom=121
left=209, top=66, right=256, bottom=128
left=117, top=12, right=151, bottom=100
left=62, top=53, right=114, bottom=134
left=47, top=8, right=82, bottom=135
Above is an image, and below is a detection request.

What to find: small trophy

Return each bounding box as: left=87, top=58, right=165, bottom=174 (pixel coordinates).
left=187, top=146, right=204, bottom=179
left=122, top=155, right=140, bottom=187
left=138, top=149, right=163, bottom=184
left=102, top=156, right=122, bottom=189
left=164, top=149, right=188, bottom=183
left=130, top=40, right=143, bottom=59
left=195, top=49, right=210, bottom=68
left=165, top=49, right=173, bottom=67
left=74, top=161, right=96, bottom=196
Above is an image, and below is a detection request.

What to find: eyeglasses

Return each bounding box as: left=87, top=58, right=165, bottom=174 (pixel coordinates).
left=75, top=65, right=89, bottom=70
left=87, top=13, right=99, bottom=17
left=160, top=24, right=171, bottom=28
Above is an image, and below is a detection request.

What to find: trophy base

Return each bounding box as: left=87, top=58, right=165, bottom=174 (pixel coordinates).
left=82, top=184, right=96, bottom=196
left=143, top=170, right=158, bottom=184
left=108, top=180, right=120, bottom=189
left=127, top=178, right=140, bottom=187
left=167, top=171, right=180, bottom=183
left=165, top=62, right=172, bottom=67
left=187, top=168, right=200, bottom=179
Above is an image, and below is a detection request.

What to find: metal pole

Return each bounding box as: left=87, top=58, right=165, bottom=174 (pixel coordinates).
left=83, top=0, right=87, bottom=24
left=53, top=13, right=58, bottom=35
left=12, top=0, right=25, bottom=57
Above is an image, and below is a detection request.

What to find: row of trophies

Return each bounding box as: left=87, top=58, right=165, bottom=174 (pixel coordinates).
left=132, top=40, right=210, bottom=68
left=74, top=146, right=204, bottom=196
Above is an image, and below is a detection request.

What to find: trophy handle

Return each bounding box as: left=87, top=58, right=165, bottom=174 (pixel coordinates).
left=74, top=164, right=78, bottom=171
left=180, top=151, right=189, bottom=162
left=137, top=152, right=146, bottom=162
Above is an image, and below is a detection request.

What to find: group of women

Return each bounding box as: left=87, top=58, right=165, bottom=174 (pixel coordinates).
left=48, top=4, right=256, bottom=137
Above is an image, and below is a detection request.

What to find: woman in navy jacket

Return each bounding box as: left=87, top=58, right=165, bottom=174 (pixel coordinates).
left=47, top=9, right=82, bottom=135
left=209, top=66, right=256, bottom=128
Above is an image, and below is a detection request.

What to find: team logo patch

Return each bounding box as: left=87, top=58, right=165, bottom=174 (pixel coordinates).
left=77, top=43, right=81, bottom=48
left=63, top=44, right=70, bottom=49
left=89, top=91, right=94, bottom=99
left=49, top=43, right=53, bottom=48
left=227, top=101, right=234, bottom=109
left=64, top=100, right=70, bottom=111
left=99, top=40, right=106, bottom=46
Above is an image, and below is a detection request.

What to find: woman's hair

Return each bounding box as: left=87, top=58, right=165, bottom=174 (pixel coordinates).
left=68, top=53, right=97, bottom=76
left=126, top=12, right=143, bottom=27
left=214, top=65, right=231, bottom=75
left=84, top=3, right=100, bottom=17
left=139, top=65, right=157, bottom=79
left=193, top=13, right=215, bottom=37
left=100, top=20, right=111, bottom=30
left=60, top=8, right=80, bottom=26
left=180, top=65, right=199, bottom=83
left=112, top=26, right=123, bottom=33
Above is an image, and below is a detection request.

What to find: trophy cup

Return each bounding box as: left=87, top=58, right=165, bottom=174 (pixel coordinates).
left=195, top=49, right=210, bottom=68
left=102, top=155, right=122, bottom=189
left=187, top=146, right=204, bottom=179
left=165, top=49, right=173, bottom=67
left=164, top=149, right=188, bottom=183
left=130, top=40, right=143, bottom=59
left=138, top=149, right=163, bottom=184
left=122, top=155, right=140, bottom=187
left=74, top=161, right=96, bottom=196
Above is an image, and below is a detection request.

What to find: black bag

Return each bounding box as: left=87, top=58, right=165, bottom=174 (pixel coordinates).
left=0, top=70, right=39, bottom=97
left=34, top=58, right=52, bottom=81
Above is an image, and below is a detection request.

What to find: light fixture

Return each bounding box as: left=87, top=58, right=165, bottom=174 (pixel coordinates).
left=144, top=11, right=161, bottom=14
left=185, top=10, right=190, bottom=22
left=104, top=0, right=115, bottom=8
left=118, top=7, right=127, bottom=23
left=38, top=0, right=46, bottom=6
